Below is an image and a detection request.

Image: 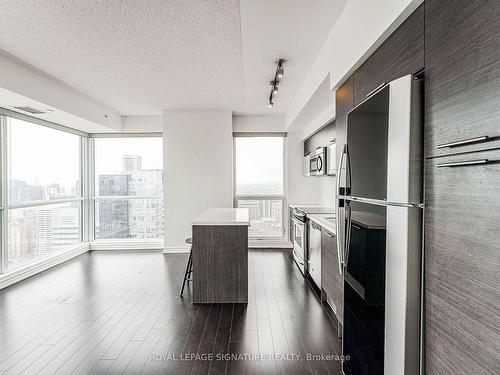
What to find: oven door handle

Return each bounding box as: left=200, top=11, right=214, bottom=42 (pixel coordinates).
left=293, top=249, right=305, bottom=266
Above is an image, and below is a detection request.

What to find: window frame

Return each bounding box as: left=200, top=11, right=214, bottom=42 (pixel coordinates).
left=232, top=132, right=288, bottom=241
left=0, top=109, right=87, bottom=272
left=89, top=133, right=164, bottom=242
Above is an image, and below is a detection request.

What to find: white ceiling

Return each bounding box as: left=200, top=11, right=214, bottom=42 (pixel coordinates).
left=0, top=0, right=345, bottom=116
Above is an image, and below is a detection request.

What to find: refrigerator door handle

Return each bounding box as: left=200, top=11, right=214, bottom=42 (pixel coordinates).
left=335, top=146, right=346, bottom=274
left=336, top=145, right=346, bottom=196
left=345, top=144, right=352, bottom=195
left=344, top=203, right=352, bottom=271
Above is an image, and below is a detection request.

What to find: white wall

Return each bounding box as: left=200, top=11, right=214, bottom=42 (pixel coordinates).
left=287, top=131, right=318, bottom=206
left=329, top=0, right=423, bottom=89
left=122, top=115, right=163, bottom=133
left=285, top=0, right=423, bottom=133
left=163, top=110, right=233, bottom=252
left=318, top=176, right=335, bottom=208
left=233, top=115, right=285, bottom=133
left=0, top=52, right=121, bottom=133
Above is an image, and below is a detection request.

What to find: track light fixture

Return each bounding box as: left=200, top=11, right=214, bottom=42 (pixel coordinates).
left=268, top=58, right=285, bottom=109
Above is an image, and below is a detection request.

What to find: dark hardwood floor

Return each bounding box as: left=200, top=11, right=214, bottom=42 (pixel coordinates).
left=0, top=250, right=342, bottom=375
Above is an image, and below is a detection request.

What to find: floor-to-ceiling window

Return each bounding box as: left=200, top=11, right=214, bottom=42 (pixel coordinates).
left=233, top=133, right=286, bottom=240
left=92, top=136, right=163, bottom=241
left=4, top=116, right=84, bottom=270
left=0, top=113, right=164, bottom=277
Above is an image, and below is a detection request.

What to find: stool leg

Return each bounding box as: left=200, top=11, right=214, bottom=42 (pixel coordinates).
left=187, top=252, right=193, bottom=282
left=179, top=251, right=192, bottom=297
left=186, top=252, right=193, bottom=282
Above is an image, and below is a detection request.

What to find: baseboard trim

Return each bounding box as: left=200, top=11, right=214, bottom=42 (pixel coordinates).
left=90, top=240, right=164, bottom=251
left=163, top=246, right=191, bottom=254
left=249, top=240, right=293, bottom=249
left=0, top=243, right=90, bottom=290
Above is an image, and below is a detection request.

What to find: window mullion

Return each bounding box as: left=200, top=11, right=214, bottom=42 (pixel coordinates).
left=0, top=116, right=8, bottom=273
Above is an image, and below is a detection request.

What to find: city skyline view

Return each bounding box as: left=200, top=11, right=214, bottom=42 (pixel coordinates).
left=7, top=124, right=164, bottom=270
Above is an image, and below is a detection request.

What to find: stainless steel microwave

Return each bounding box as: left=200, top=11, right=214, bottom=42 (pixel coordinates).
left=310, top=147, right=326, bottom=175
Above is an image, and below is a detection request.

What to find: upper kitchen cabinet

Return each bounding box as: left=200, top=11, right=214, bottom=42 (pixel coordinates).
left=304, top=121, right=335, bottom=155
left=425, top=0, right=500, bottom=157
left=352, top=4, right=424, bottom=106
left=335, top=77, right=354, bottom=167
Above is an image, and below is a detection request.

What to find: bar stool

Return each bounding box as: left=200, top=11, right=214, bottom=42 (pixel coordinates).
left=179, top=237, right=193, bottom=297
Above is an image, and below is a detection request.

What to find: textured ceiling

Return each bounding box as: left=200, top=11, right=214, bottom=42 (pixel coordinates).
left=0, top=0, right=344, bottom=115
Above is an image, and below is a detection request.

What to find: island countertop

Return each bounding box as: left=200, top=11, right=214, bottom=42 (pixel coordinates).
left=191, top=208, right=250, bottom=226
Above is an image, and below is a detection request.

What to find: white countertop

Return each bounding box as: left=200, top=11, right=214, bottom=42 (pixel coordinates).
left=307, top=214, right=336, bottom=234
left=191, top=208, right=250, bottom=226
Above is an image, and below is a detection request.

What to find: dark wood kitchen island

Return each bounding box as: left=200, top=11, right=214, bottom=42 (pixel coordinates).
left=191, top=208, right=249, bottom=303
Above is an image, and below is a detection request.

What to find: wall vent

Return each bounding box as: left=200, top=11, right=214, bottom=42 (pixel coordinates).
left=14, top=106, right=46, bottom=115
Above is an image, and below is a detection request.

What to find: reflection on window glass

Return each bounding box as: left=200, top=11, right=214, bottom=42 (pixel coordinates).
left=94, top=138, right=164, bottom=240
left=236, top=198, right=283, bottom=238
left=8, top=118, right=81, bottom=203
left=8, top=202, right=81, bottom=269
left=235, top=137, right=284, bottom=195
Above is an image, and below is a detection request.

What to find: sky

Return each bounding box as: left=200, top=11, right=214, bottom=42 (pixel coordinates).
left=234, top=137, right=283, bottom=192
left=8, top=118, right=163, bottom=191
left=8, top=117, right=283, bottom=195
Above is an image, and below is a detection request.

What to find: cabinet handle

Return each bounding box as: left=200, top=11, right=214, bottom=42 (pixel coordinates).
left=437, top=159, right=489, bottom=168
left=437, top=135, right=489, bottom=149
left=366, top=82, right=386, bottom=98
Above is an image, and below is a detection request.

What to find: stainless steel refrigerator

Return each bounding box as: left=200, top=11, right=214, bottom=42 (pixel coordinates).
left=336, top=74, right=423, bottom=375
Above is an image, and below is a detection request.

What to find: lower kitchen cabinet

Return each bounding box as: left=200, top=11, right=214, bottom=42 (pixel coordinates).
left=321, top=228, right=343, bottom=324
left=425, top=149, right=500, bottom=374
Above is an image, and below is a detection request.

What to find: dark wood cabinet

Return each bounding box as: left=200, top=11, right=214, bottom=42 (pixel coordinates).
left=334, top=77, right=354, bottom=168
left=424, top=2, right=500, bottom=374
left=304, top=121, right=335, bottom=155
left=424, top=149, right=500, bottom=375
left=352, top=4, right=424, bottom=106
left=321, top=228, right=343, bottom=324
left=425, top=0, right=500, bottom=158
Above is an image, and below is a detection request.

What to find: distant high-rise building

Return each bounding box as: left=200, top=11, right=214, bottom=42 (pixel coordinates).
left=97, top=175, right=130, bottom=239
left=46, top=183, right=66, bottom=199
left=96, top=155, right=163, bottom=239
left=9, top=179, right=45, bottom=202
left=8, top=179, right=81, bottom=268
left=8, top=203, right=80, bottom=267
left=122, top=155, right=142, bottom=172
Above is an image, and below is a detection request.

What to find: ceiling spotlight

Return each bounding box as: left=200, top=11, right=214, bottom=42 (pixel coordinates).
left=277, top=59, right=285, bottom=78
left=271, top=81, right=279, bottom=95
